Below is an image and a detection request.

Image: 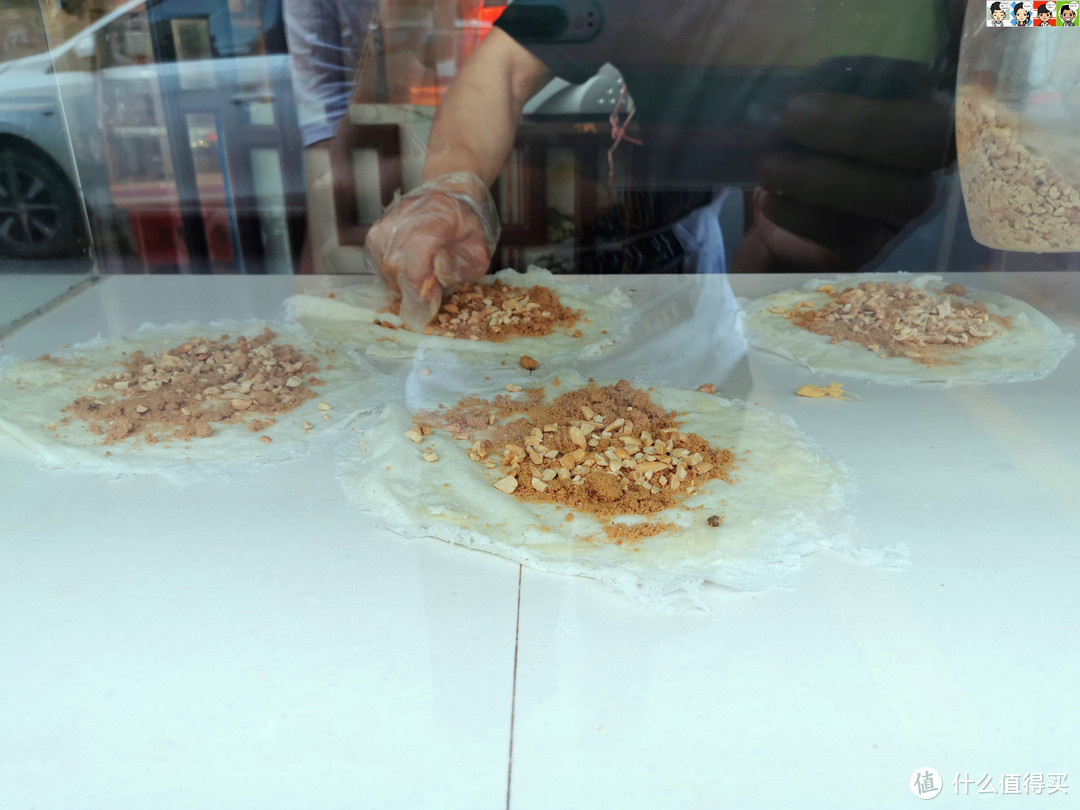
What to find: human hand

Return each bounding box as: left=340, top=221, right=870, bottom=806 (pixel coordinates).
left=365, top=173, right=500, bottom=330
left=734, top=59, right=955, bottom=272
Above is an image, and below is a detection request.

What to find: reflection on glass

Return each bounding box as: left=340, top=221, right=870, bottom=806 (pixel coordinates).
left=0, top=156, right=68, bottom=256
left=0, top=2, right=93, bottom=270
left=187, top=113, right=239, bottom=270
left=248, top=102, right=276, bottom=126
left=350, top=149, right=383, bottom=225
left=172, top=18, right=218, bottom=90
left=250, top=148, right=292, bottom=274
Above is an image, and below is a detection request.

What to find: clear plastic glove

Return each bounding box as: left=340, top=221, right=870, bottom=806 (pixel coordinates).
left=365, top=173, right=500, bottom=331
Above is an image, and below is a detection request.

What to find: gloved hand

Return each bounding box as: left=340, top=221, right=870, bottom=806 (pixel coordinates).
left=365, top=173, right=500, bottom=331
left=734, top=58, right=955, bottom=272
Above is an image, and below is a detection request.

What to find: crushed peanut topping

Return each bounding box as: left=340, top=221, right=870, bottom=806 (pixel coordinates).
left=415, top=380, right=737, bottom=541
left=63, top=329, right=321, bottom=445
left=382, top=279, right=581, bottom=341
left=519, top=355, right=539, bottom=371
left=956, top=87, right=1080, bottom=252
left=777, top=281, right=1013, bottom=366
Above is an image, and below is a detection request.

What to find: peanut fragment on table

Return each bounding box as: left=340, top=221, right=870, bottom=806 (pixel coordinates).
left=302, top=421, right=313, bottom=431
left=316, top=402, right=332, bottom=411
left=404, top=428, right=424, bottom=444
left=494, top=476, right=518, bottom=494
left=260, top=435, right=273, bottom=443
left=697, top=383, right=716, bottom=394
left=519, top=355, right=539, bottom=371
left=796, top=382, right=850, bottom=400
left=505, top=384, right=523, bottom=393
left=422, top=450, right=439, bottom=462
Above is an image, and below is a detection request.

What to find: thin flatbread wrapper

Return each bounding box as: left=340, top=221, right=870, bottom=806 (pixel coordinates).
left=741, top=273, right=1074, bottom=385
left=286, top=267, right=634, bottom=363
left=0, top=321, right=383, bottom=478
left=337, top=373, right=868, bottom=604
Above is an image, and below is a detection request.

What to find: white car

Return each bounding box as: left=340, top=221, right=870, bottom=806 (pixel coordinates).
left=0, top=0, right=302, bottom=263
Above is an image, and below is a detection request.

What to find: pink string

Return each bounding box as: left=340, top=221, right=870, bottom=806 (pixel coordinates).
left=607, top=84, right=642, bottom=187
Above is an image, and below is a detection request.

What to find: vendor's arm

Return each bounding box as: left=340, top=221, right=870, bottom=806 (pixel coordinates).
left=366, top=28, right=552, bottom=331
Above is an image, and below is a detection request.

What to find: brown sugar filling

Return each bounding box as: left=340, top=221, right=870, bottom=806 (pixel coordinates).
left=63, top=328, right=322, bottom=445
left=775, top=282, right=1013, bottom=366
left=416, top=380, right=737, bottom=543
left=381, top=279, right=581, bottom=342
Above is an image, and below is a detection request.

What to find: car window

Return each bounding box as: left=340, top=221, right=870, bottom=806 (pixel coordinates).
left=52, top=4, right=152, bottom=73
left=98, top=4, right=153, bottom=68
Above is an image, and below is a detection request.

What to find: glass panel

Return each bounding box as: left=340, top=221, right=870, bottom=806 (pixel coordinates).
left=351, top=148, right=383, bottom=225
left=186, top=112, right=240, bottom=272
left=171, top=18, right=218, bottom=90
left=0, top=0, right=94, bottom=275
left=249, top=147, right=292, bottom=274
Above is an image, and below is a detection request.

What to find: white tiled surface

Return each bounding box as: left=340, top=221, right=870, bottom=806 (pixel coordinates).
left=2, top=273, right=1079, bottom=809
left=0, top=273, right=95, bottom=334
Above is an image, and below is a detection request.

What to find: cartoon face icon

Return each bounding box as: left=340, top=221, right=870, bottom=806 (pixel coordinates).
left=1063, top=5, right=1077, bottom=22
left=1014, top=3, right=1031, bottom=22
left=1037, top=4, right=1053, bottom=21
left=992, top=3, right=1007, bottom=21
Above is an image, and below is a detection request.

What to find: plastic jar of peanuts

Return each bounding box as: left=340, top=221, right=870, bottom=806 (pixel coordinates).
left=955, top=0, right=1080, bottom=252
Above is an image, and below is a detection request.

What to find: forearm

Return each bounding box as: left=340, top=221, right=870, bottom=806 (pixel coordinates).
left=422, top=29, right=551, bottom=189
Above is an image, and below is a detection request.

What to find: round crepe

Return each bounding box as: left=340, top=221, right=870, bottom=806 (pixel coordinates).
left=741, top=274, right=1074, bottom=385
left=0, top=321, right=382, bottom=477
left=336, top=372, right=859, bottom=602
left=286, top=267, right=635, bottom=363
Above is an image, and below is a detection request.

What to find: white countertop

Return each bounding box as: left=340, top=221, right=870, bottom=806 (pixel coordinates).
left=0, top=273, right=95, bottom=335
left=1, top=273, right=1078, bottom=809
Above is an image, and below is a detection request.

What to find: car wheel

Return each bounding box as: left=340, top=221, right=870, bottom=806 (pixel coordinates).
left=0, top=148, right=87, bottom=260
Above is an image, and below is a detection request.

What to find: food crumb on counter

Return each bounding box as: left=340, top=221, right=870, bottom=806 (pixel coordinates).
left=796, top=382, right=852, bottom=400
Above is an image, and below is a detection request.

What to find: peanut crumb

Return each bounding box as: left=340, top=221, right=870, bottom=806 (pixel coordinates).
left=519, top=355, right=539, bottom=371
left=697, top=383, right=716, bottom=394
left=260, top=435, right=273, bottom=444
left=415, top=380, right=738, bottom=537
left=780, top=281, right=1012, bottom=367
left=62, top=328, right=319, bottom=446
left=382, top=279, right=582, bottom=341
left=796, top=382, right=851, bottom=400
